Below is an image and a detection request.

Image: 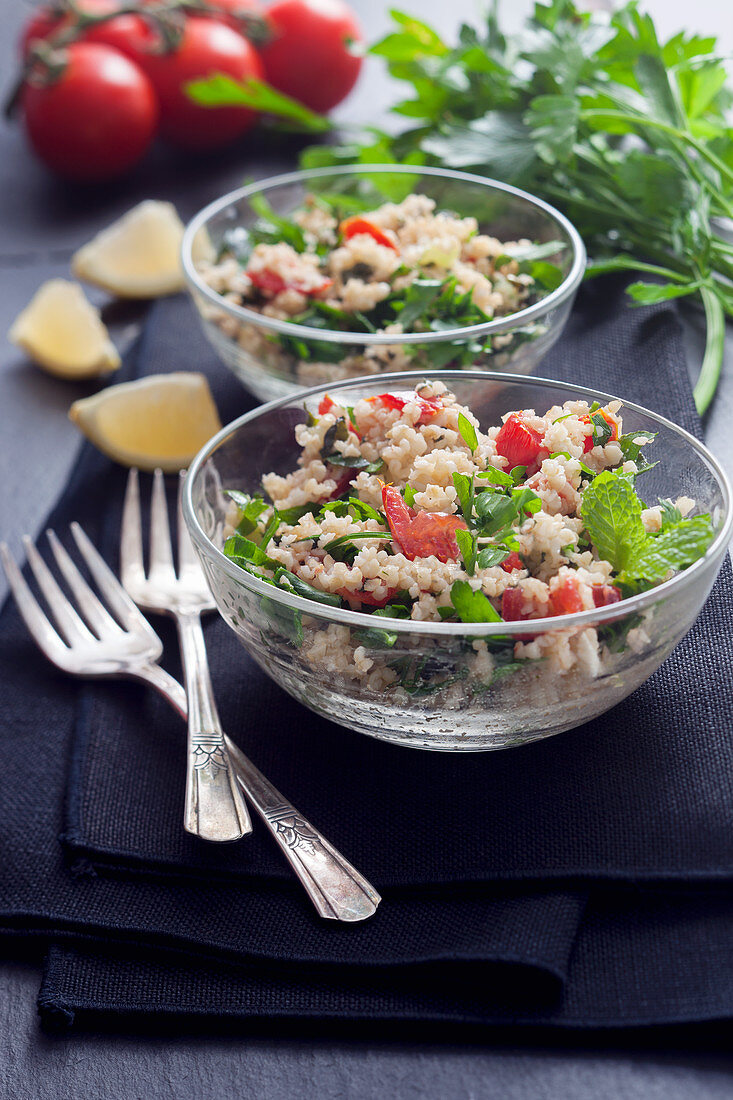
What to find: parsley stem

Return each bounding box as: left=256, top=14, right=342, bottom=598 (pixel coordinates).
left=693, top=286, right=725, bottom=416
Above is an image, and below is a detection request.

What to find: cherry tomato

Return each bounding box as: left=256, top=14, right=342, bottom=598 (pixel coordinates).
left=495, top=413, right=546, bottom=474
left=368, top=391, right=443, bottom=424
left=22, top=42, right=158, bottom=181
left=248, top=268, right=333, bottom=297
left=116, top=16, right=264, bottom=150
left=381, top=485, right=466, bottom=563
left=500, top=551, right=524, bottom=573
left=592, top=583, right=622, bottom=608
left=20, top=0, right=152, bottom=56
left=259, top=0, right=363, bottom=113
left=337, top=586, right=398, bottom=608
left=549, top=575, right=585, bottom=616
left=581, top=408, right=619, bottom=453
left=340, top=216, right=397, bottom=251
left=198, top=0, right=270, bottom=39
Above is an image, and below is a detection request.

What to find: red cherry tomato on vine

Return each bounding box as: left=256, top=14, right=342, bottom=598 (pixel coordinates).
left=113, top=16, right=264, bottom=150
left=198, top=0, right=270, bottom=39
left=19, top=0, right=152, bottom=56
left=260, top=0, right=363, bottom=113
left=21, top=42, right=158, bottom=181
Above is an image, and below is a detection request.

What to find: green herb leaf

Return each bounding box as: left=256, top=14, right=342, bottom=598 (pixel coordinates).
left=579, top=470, right=648, bottom=572
left=223, top=534, right=278, bottom=570
left=403, top=484, right=417, bottom=507
left=450, top=579, right=503, bottom=623
left=273, top=568, right=343, bottom=606
left=225, top=490, right=268, bottom=535
left=477, top=545, right=512, bottom=569
left=451, top=471, right=475, bottom=522
left=324, top=452, right=384, bottom=474
left=457, top=411, right=479, bottom=451
left=478, top=467, right=514, bottom=487
left=185, top=74, right=330, bottom=132
left=455, top=527, right=477, bottom=575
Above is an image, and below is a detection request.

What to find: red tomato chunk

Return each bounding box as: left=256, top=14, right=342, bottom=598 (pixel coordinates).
left=248, top=269, right=333, bottom=298
left=337, top=586, right=398, bottom=608
left=369, top=391, right=443, bottom=424
left=339, top=216, right=398, bottom=251
left=592, top=583, right=622, bottom=608
left=500, top=552, right=524, bottom=573
left=381, top=485, right=466, bottom=563
left=549, top=575, right=585, bottom=616
left=495, top=413, right=546, bottom=474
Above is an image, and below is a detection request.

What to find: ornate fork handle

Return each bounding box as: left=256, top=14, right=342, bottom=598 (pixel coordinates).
left=176, top=612, right=251, bottom=842
left=135, top=662, right=381, bottom=922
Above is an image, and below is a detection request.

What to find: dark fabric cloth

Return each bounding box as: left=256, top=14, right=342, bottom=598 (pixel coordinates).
left=1, top=281, right=732, bottom=1034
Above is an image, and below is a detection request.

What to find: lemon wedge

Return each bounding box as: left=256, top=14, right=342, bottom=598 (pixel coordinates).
left=68, top=372, right=222, bottom=472
left=9, top=279, right=120, bottom=379
left=71, top=200, right=192, bottom=298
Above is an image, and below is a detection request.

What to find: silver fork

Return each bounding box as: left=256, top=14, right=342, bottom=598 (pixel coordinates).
left=121, top=468, right=249, bottom=843
left=1, top=528, right=380, bottom=921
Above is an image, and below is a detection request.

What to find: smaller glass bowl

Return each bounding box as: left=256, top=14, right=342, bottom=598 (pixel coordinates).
left=181, top=166, right=586, bottom=403
left=183, top=372, right=732, bottom=752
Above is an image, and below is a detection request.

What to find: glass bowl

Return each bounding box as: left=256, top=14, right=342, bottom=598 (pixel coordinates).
left=181, top=166, right=586, bottom=403
left=182, top=371, right=731, bottom=752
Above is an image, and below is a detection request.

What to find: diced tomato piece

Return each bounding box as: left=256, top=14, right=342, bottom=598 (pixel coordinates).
left=500, top=552, right=524, bottom=573
left=317, top=393, right=360, bottom=437
left=549, top=576, right=585, bottom=616
left=248, top=268, right=333, bottom=298
left=581, top=409, right=619, bottom=453
left=592, top=583, right=622, bottom=608
left=495, top=413, right=545, bottom=473
left=368, top=391, right=442, bottom=425
left=501, top=586, right=528, bottom=621
left=339, top=216, right=398, bottom=251
left=381, top=484, right=467, bottom=563
left=337, top=586, right=398, bottom=609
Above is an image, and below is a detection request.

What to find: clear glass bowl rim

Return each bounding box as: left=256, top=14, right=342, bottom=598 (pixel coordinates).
left=183, top=370, right=733, bottom=638
left=180, top=164, right=587, bottom=346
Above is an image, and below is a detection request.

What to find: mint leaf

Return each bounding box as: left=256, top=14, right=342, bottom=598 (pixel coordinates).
left=450, top=580, right=503, bottom=623
left=478, top=467, right=514, bottom=487
left=457, top=412, right=478, bottom=452
left=224, top=534, right=278, bottom=570
left=273, top=568, right=343, bottom=607
left=580, top=470, right=648, bottom=572
left=631, top=515, right=714, bottom=580
left=403, top=484, right=417, bottom=507
left=226, top=490, right=268, bottom=535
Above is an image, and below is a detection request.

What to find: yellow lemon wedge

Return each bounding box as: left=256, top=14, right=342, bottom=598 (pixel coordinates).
left=8, top=279, right=120, bottom=379
left=68, top=372, right=222, bottom=473
left=71, top=200, right=193, bottom=298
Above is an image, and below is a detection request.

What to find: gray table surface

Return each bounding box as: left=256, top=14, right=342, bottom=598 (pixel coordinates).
left=2, top=0, right=733, bottom=1096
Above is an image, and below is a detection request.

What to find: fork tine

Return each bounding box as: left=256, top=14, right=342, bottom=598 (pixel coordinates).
left=70, top=522, right=157, bottom=634
left=23, top=534, right=97, bottom=646
left=46, top=529, right=123, bottom=640
left=120, top=468, right=146, bottom=590
left=0, top=542, right=70, bottom=667
left=149, top=467, right=176, bottom=578
left=177, top=470, right=199, bottom=572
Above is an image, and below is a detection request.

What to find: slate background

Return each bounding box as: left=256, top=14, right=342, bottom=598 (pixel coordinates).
left=2, top=0, right=733, bottom=1095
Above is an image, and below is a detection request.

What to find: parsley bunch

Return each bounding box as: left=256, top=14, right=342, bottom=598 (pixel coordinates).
left=300, top=0, right=733, bottom=414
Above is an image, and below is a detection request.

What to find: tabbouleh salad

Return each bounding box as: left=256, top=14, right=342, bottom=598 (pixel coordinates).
left=221, top=382, right=714, bottom=694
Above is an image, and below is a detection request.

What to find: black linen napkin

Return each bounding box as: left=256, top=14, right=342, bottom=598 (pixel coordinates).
left=0, top=281, right=732, bottom=1034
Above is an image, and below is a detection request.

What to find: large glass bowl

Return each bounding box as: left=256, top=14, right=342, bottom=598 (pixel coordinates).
left=181, top=166, right=586, bottom=402
left=183, top=372, right=731, bottom=751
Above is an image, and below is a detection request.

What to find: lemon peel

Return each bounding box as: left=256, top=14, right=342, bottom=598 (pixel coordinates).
left=68, top=372, right=222, bottom=472
left=9, top=279, right=120, bottom=379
